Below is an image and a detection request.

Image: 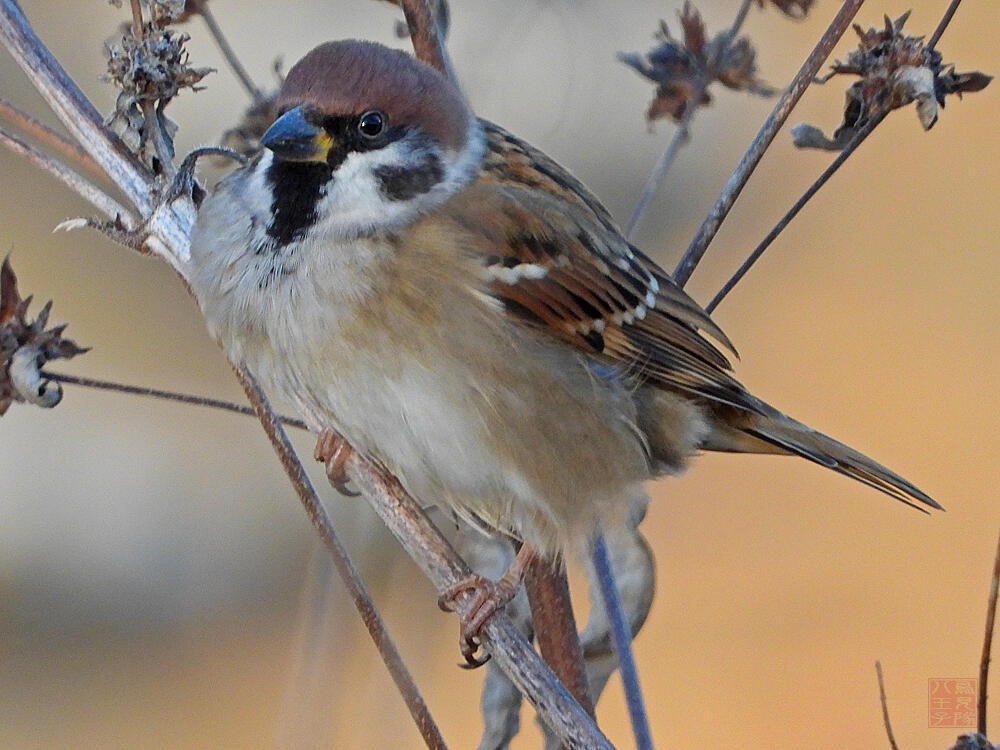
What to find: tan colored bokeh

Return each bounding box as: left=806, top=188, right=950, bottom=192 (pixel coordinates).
left=1, top=1, right=997, bottom=748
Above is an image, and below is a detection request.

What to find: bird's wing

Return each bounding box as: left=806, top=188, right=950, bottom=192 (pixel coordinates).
left=451, top=120, right=757, bottom=411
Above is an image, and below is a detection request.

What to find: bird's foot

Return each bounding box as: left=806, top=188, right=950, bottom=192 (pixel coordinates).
left=437, top=544, right=537, bottom=668
left=314, top=428, right=359, bottom=497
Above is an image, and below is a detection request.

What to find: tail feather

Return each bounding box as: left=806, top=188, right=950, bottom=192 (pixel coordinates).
left=703, top=405, right=942, bottom=512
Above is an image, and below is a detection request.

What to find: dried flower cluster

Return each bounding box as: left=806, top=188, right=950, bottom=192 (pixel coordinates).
left=104, top=21, right=212, bottom=167
left=106, top=26, right=211, bottom=106
left=0, top=258, right=87, bottom=415
left=619, top=2, right=774, bottom=123
left=755, top=0, right=814, bottom=20
left=794, top=12, right=992, bottom=150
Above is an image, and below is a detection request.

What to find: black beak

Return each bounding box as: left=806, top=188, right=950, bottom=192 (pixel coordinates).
left=260, top=106, right=334, bottom=163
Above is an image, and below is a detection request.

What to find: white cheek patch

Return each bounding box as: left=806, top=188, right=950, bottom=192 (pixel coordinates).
left=307, top=115, right=487, bottom=241
left=315, top=142, right=419, bottom=236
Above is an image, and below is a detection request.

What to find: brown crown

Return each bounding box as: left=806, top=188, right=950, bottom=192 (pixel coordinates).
left=277, top=40, right=470, bottom=152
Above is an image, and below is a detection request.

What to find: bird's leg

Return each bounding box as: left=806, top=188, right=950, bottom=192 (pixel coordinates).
left=438, top=543, right=538, bottom=668
left=313, top=428, right=360, bottom=497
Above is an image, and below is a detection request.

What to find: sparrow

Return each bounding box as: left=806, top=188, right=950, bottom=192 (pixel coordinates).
left=188, top=39, right=940, bottom=656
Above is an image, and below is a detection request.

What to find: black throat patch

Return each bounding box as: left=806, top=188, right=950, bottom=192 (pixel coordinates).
left=264, top=158, right=333, bottom=249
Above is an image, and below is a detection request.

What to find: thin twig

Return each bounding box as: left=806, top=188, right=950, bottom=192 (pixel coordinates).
left=43, top=371, right=307, bottom=430
left=197, top=2, right=263, bottom=101
left=625, top=91, right=701, bottom=240
left=238, top=370, right=449, bottom=750
left=45, top=361, right=616, bottom=747
left=625, top=0, right=755, bottom=239
left=0, top=97, right=107, bottom=181
left=979, top=530, right=1000, bottom=736
left=0, top=124, right=136, bottom=224
left=705, top=109, right=886, bottom=313
left=593, top=533, right=654, bottom=750
left=127, top=0, right=144, bottom=38
left=875, top=661, right=901, bottom=750
left=672, top=0, right=867, bottom=288
left=927, top=0, right=963, bottom=51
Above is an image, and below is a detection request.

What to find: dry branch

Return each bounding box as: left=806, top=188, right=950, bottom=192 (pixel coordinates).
left=875, top=661, right=901, bottom=750
left=980, top=530, right=1000, bottom=736
left=0, top=96, right=107, bottom=180
left=0, top=124, right=135, bottom=223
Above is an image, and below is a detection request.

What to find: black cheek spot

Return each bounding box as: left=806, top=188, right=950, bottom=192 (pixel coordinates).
left=374, top=155, right=444, bottom=201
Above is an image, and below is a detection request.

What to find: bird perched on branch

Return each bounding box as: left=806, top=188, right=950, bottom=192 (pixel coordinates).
left=189, top=39, right=939, bottom=662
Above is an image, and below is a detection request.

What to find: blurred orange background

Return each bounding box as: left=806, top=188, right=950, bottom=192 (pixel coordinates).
left=1, top=1, right=997, bottom=748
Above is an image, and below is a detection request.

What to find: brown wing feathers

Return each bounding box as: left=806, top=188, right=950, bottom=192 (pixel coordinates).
left=473, top=121, right=742, bottom=402
left=462, top=120, right=940, bottom=511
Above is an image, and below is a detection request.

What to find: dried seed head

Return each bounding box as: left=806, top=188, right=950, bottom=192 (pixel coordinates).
left=795, top=12, right=992, bottom=149
left=619, top=2, right=774, bottom=124
left=104, top=25, right=212, bottom=168
left=755, top=0, right=815, bottom=20
left=713, top=36, right=774, bottom=96
left=0, top=258, right=88, bottom=415
left=105, top=27, right=211, bottom=105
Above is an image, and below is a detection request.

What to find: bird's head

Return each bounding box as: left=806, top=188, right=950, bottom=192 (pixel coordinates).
left=255, top=39, right=484, bottom=243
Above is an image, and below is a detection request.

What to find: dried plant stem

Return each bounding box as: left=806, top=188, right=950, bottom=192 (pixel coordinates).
left=625, top=93, right=700, bottom=240
left=127, top=0, right=144, bottom=38
left=705, top=109, right=886, bottom=313
left=238, top=370, right=449, bottom=750
left=382, top=0, right=454, bottom=81
left=593, top=533, right=654, bottom=750
left=197, top=3, right=263, bottom=101
left=144, top=101, right=177, bottom=179
left=43, top=371, right=307, bottom=430
left=875, top=661, right=901, bottom=750
left=625, top=0, right=754, bottom=239
left=524, top=556, right=594, bottom=719
left=0, top=124, right=136, bottom=223
left=0, top=97, right=106, bottom=181
left=979, top=530, right=1000, bottom=736
left=672, top=0, right=867, bottom=288
left=928, top=0, right=963, bottom=51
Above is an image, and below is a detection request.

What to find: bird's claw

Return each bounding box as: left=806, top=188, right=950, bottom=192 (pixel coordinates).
left=438, top=573, right=519, bottom=668
left=314, top=429, right=360, bottom=497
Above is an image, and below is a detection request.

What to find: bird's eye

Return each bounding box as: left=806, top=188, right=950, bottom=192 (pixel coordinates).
left=358, top=110, right=386, bottom=138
